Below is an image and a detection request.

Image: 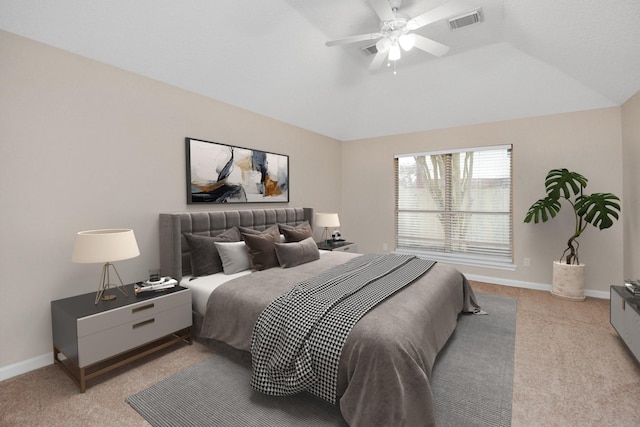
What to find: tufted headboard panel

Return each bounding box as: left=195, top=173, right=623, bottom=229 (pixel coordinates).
left=159, top=207, right=313, bottom=281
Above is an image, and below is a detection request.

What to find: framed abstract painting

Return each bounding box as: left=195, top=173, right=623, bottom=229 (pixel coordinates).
left=185, top=137, right=289, bottom=204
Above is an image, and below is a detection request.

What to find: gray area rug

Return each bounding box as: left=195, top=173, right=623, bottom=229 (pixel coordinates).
left=126, top=293, right=515, bottom=426
left=433, top=293, right=515, bottom=426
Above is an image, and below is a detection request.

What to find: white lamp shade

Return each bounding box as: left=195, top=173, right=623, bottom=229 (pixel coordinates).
left=399, top=33, right=416, bottom=51
left=315, top=213, right=340, bottom=228
left=376, top=37, right=391, bottom=53
left=388, top=43, right=401, bottom=61
left=72, top=229, right=140, bottom=263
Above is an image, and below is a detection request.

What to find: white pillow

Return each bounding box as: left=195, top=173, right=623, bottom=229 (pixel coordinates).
left=214, top=241, right=251, bottom=274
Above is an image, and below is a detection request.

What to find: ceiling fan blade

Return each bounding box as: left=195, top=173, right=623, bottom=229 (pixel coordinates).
left=326, top=32, right=382, bottom=47
left=369, top=49, right=389, bottom=71
left=413, top=34, right=450, bottom=57
left=408, top=0, right=473, bottom=30
left=368, top=0, right=396, bottom=22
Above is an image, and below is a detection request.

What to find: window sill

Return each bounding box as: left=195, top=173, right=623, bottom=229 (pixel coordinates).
left=394, top=249, right=516, bottom=271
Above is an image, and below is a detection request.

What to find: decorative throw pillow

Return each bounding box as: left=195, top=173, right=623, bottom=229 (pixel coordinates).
left=239, top=224, right=279, bottom=238
left=274, top=236, right=320, bottom=268
left=241, top=231, right=280, bottom=271
left=278, top=221, right=313, bottom=243
left=214, top=241, right=252, bottom=274
left=184, top=227, right=241, bottom=276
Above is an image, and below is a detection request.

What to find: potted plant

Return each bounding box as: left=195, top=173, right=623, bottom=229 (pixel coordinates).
left=524, top=168, right=621, bottom=300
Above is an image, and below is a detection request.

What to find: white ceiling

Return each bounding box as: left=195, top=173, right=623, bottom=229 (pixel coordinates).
left=2, top=0, right=640, bottom=141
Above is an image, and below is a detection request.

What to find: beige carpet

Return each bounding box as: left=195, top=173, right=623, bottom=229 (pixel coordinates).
left=1, top=282, right=640, bottom=426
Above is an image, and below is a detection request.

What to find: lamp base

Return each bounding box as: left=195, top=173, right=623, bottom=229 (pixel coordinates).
left=95, top=262, right=129, bottom=304
left=321, top=228, right=331, bottom=245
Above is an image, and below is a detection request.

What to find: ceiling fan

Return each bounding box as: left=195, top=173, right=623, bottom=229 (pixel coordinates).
left=325, top=0, right=474, bottom=71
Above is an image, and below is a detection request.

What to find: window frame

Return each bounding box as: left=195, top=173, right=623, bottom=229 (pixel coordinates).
left=394, top=144, right=515, bottom=270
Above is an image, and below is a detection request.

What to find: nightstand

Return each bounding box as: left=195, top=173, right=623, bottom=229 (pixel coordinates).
left=610, top=285, right=640, bottom=363
left=51, top=283, right=192, bottom=392
left=317, top=241, right=358, bottom=253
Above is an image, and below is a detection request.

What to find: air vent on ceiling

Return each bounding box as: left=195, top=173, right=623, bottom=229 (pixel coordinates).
left=448, top=8, right=483, bottom=30
left=361, top=43, right=378, bottom=56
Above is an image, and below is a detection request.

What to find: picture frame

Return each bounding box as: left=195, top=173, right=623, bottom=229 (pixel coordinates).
left=185, top=137, right=289, bottom=204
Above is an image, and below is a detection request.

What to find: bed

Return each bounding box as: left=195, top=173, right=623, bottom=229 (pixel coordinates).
left=159, top=207, right=479, bottom=427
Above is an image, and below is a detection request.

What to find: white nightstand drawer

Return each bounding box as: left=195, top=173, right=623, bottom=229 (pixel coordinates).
left=77, top=289, right=190, bottom=337
left=333, top=243, right=358, bottom=252
left=78, top=302, right=191, bottom=366
left=611, top=286, right=640, bottom=364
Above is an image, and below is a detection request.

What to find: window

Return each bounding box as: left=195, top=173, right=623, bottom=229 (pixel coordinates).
left=394, top=145, right=513, bottom=269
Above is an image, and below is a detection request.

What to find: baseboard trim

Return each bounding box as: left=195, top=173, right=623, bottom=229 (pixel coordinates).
left=0, top=352, right=52, bottom=383
left=465, top=273, right=610, bottom=299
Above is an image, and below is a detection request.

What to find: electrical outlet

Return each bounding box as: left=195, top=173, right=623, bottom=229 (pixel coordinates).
left=523, top=258, right=530, bottom=267
left=382, top=243, right=388, bottom=252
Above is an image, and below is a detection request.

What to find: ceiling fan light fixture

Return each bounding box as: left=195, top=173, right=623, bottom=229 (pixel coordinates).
left=399, top=33, right=416, bottom=51
left=388, top=43, right=401, bottom=61
left=406, top=19, right=419, bottom=31
left=376, top=37, right=391, bottom=53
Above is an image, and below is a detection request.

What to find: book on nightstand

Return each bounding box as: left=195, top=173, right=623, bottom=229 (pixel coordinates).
left=624, top=280, right=640, bottom=296
left=134, top=277, right=177, bottom=294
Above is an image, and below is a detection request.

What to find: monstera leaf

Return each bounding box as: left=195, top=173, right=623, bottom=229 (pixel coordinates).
left=524, top=196, right=562, bottom=224
left=575, top=193, right=621, bottom=230
left=524, top=168, right=621, bottom=265
left=544, top=168, right=588, bottom=200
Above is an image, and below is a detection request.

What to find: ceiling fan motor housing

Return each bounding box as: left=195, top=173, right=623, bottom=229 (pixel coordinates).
left=380, top=13, right=409, bottom=33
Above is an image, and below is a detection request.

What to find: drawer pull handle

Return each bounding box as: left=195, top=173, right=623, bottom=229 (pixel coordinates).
left=132, top=303, right=154, bottom=314
left=132, top=318, right=155, bottom=329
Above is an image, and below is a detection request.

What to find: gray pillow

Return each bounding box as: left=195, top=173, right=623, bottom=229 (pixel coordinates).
left=274, top=236, right=320, bottom=268
left=241, top=231, right=279, bottom=271
left=184, top=227, right=241, bottom=276
left=278, top=221, right=313, bottom=243
left=239, top=224, right=279, bottom=239
left=214, top=241, right=251, bottom=274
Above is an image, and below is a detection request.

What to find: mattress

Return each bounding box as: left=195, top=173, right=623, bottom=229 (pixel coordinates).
left=180, top=271, right=251, bottom=316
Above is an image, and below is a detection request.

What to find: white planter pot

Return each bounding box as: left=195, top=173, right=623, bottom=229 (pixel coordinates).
left=551, top=260, right=586, bottom=301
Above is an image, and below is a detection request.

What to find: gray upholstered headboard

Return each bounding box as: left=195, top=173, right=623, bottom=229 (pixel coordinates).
left=159, top=207, right=313, bottom=281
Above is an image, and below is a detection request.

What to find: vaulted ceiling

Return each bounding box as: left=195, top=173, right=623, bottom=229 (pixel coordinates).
left=2, top=0, right=640, bottom=141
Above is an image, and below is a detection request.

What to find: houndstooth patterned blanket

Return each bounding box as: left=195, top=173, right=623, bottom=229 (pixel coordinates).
left=250, top=253, right=436, bottom=404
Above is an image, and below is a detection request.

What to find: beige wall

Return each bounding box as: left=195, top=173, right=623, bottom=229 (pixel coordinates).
left=0, top=27, right=634, bottom=377
left=622, top=91, right=640, bottom=278
left=341, top=109, right=624, bottom=295
left=0, top=31, right=342, bottom=370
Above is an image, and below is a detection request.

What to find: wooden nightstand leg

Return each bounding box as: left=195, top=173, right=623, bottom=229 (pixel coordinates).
left=79, top=367, right=86, bottom=393
left=53, top=345, right=85, bottom=393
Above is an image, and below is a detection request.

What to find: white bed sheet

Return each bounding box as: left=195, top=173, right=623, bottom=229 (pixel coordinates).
left=180, top=271, right=251, bottom=315
left=180, top=249, right=331, bottom=315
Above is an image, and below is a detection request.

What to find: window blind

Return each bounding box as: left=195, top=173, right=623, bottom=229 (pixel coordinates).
left=394, top=145, right=513, bottom=268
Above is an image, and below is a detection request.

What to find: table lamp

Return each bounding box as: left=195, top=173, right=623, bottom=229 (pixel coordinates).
left=72, top=229, right=140, bottom=304
left=315, top=213, right=340, bottom=244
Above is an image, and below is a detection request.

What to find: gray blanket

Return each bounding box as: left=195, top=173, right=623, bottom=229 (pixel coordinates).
left=200, top=251, right=479, bottom=427
left=250, top=254, right=437, bottom=403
